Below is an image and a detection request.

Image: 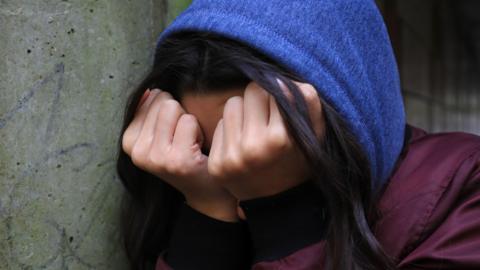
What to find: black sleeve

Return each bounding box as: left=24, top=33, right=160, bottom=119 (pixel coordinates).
left=164, top=202, right=251, bottom=270
left=238, top=180, right=327, bottom=263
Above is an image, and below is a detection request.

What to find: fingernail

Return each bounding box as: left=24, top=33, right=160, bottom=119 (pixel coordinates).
left=276, top=78, right=293, bottom=102
left=276, top=78, right=285, bottom=88
left=136, top=89, right=151, bottom=111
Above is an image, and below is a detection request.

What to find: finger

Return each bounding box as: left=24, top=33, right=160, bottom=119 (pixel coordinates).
left=135, top=89, right=151, bottom=112
left=275, top=79, right=324, bottom=140
left=293, top=82, right=324, bottom=140
left=172, top=114, right=204, bottom=152
left=122, top=89, right=161, bottom=154
left=268, top=91, right=288, bottom=133
left=209, top=119, right=224, bottom=158
left=153, top=94, right=186, bottom=149
left=276, top=78, right=294, bottom=104
left=134, top=89, right=162, bottom=123
left=208, top=119, right=224, bottom=175
left=223, top=96, right=243, bottom=149
left=136, top=91, right=172, bottom=148
left=243, top=82, right=269, bottom=136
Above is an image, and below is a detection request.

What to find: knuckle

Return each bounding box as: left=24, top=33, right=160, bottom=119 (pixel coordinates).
left=245, top=81, right=262, bottom=93
left=178, top=113, right=196, bottom=126
left=225, top=96, right=243, bottom=108
left=268, top=130, right=291, bottom=151
left=152, top=89, right=173, bottom=102
left=156, top=99, right=184, bottom=118
left=162, top=99, right=181, bottom=110
left=300, top=84, right=319, bottom=103
left=208, top=160, right=225, bottom=179
left=157, top=90, right=173, bottom=99
left=224, top=151, right=245, bottom=172
left=164, top=158, right=180, bottom=174
left=145, top=98, right=162, bottom=112
left=224, top=96, right=243, bottom=116
left=130, top=145, right=147, bottom=168
left=121, top=131, right=133, bottom=154
left=164, top=152, right=189, bottom=176
left=241, top=140, right=265, bottom=164
left=148, top=151, right=164, bottom=168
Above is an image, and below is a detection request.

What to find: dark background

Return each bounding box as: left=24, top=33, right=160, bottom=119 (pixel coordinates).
left=377, top=0, right=480, bottom=134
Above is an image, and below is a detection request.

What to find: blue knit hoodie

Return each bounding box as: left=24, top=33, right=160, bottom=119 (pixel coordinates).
left=155, top=0, right=406, bottom=189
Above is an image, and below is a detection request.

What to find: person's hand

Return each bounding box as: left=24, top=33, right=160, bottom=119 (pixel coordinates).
left=122, top=89, right=238, bottom=222
left=208, top=81, right=324, bottom=201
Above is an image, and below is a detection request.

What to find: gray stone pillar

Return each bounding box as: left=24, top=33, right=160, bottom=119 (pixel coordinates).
left=0, top=1, right=191, bottom=269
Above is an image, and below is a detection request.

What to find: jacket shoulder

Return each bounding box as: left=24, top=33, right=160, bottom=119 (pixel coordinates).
left=375, top=125, right=480, bottom=261
left=408, top=126, right=480, bottom=160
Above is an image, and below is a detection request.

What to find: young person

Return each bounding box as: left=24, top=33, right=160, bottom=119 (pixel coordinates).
left=116, top=1, right=480, bottom=269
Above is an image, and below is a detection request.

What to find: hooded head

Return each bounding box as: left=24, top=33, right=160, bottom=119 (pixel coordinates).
left=155, top=0, right=406, bottom=189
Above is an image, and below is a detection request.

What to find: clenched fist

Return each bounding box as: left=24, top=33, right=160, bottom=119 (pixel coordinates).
left=121, top=89, right=238, bottom=222
left=208, top=81, right=324, bottom=200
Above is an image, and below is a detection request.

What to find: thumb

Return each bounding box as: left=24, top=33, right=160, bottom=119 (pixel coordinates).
left=172, top=114, right=205, bottom=151
left=207, top=119, right=224, bottom=177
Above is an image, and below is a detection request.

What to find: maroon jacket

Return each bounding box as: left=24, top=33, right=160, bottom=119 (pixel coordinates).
left=155, top=125, right=480, bottom=269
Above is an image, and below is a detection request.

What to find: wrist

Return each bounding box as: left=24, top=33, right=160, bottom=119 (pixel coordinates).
left=185, top=197, right=239, bottom=222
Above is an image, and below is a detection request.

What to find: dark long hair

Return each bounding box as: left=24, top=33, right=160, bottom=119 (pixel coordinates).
left=116, top=31, right=395, bottom=270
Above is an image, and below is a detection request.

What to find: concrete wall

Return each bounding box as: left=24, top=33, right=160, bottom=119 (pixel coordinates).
left=0, top=1, right=190, bottom=269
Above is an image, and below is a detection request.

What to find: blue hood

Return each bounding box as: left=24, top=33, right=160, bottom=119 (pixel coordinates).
left=155, top=0, right=406, bottom=189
